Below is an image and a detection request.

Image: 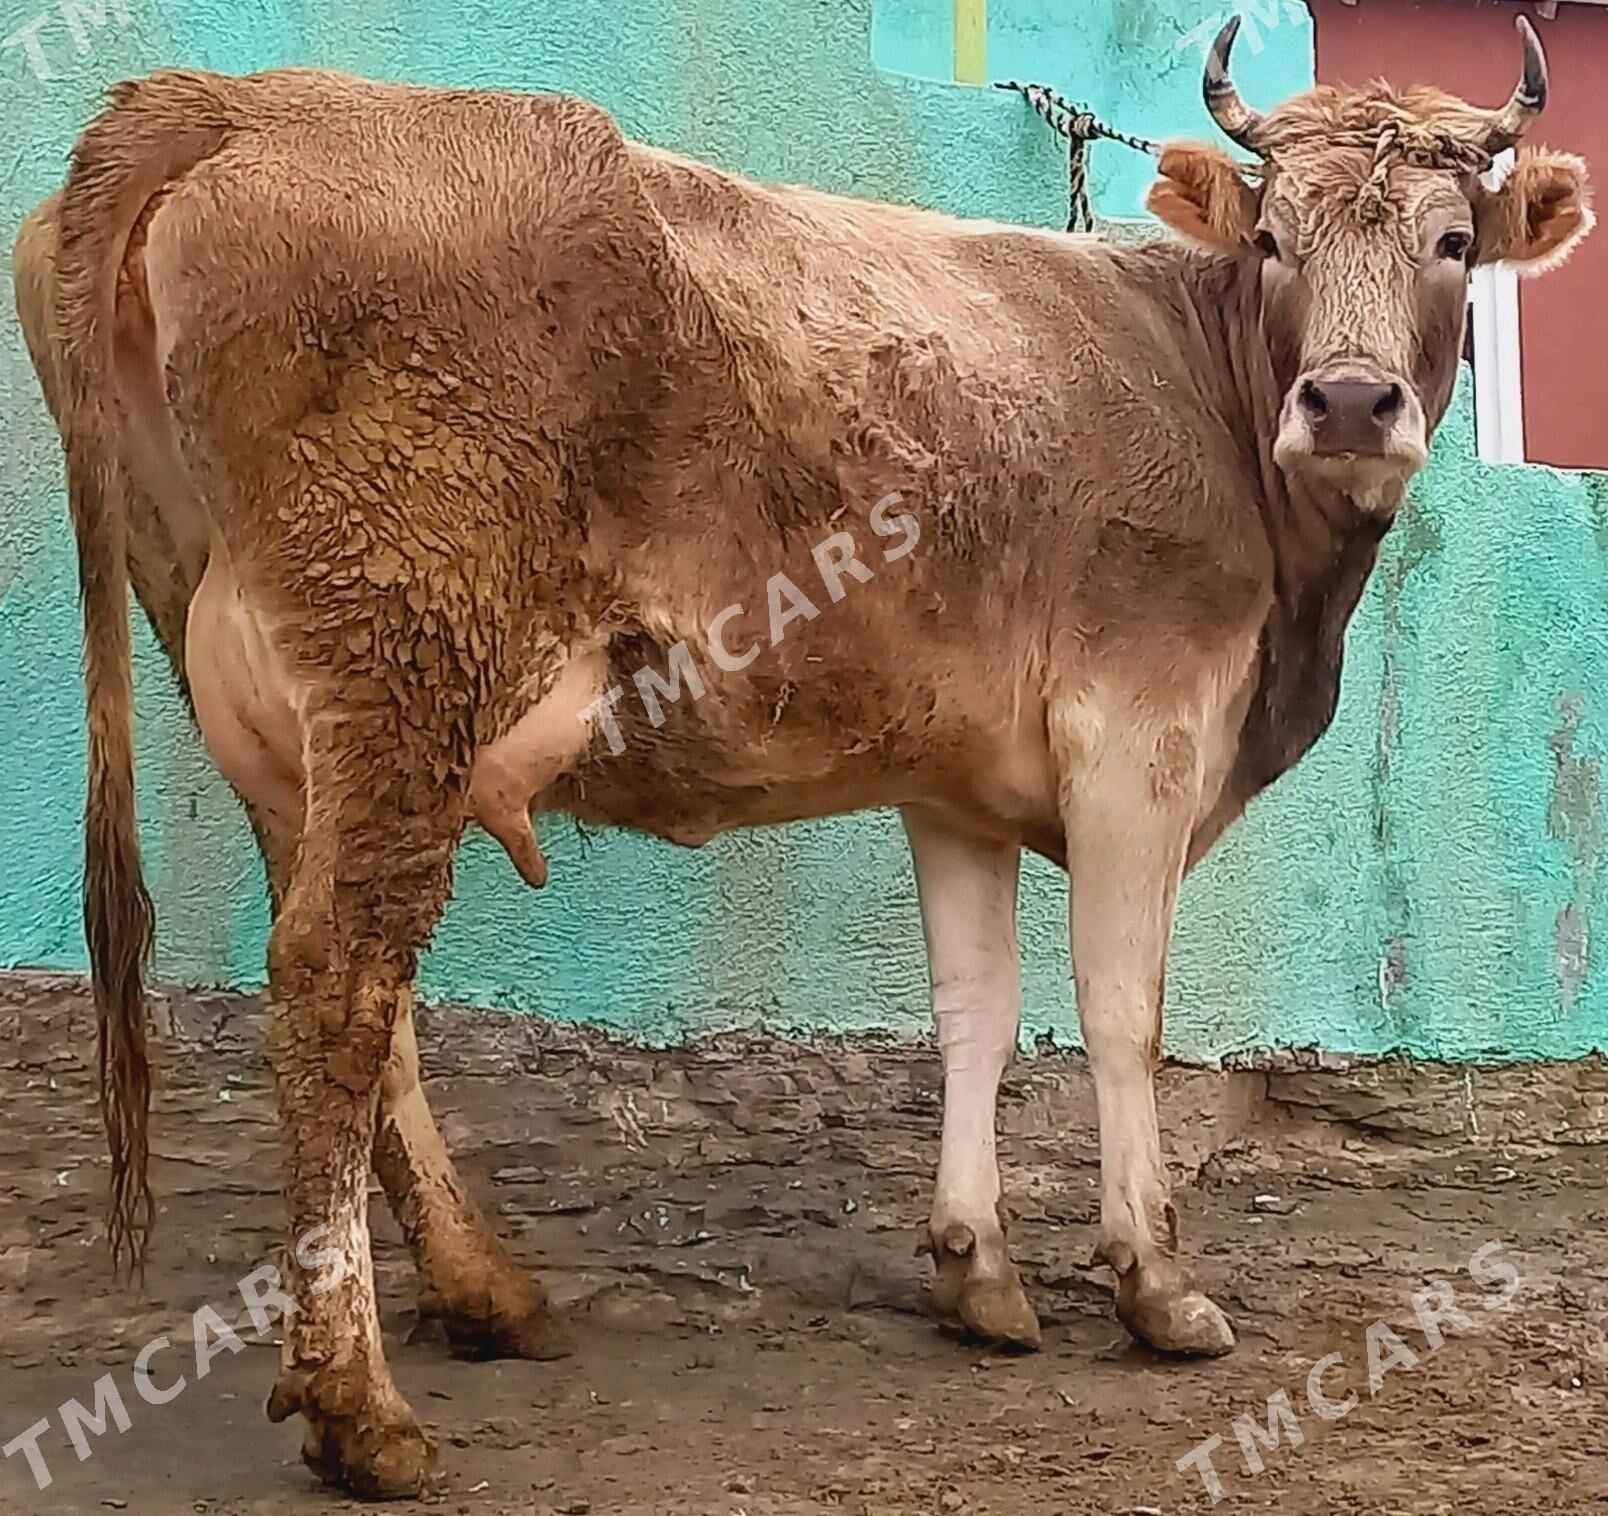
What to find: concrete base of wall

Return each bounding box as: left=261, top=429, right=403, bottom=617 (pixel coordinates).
left=8, top=969, right=1606, bottom=1154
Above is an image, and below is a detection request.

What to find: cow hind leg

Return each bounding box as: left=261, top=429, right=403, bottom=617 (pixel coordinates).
left=263, top=817, right=567, bottom=1367
left=374, top=994, right=569, bottom=1361
left=263, top=712, right=471, bottom=1498
left=1054, top=696, right=1235, bottom=1358
left=903, top=806, right=1040, bottom=1350
left=373, top=653, right=609, bottom=1360
left=186, top=544, right=560, bottom=1377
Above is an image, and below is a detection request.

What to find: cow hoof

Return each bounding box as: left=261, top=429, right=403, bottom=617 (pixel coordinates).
left=957, top=1276, right=1043, bottom=1351
left=268, top=1367, right=440, bottom=1499
left=301, top=1412, right=439, bottom=1500
left=1099, top=1240, right=1235, bottom=1358
left=928, top=1224, right=1042, bottom=1351
left=442, top=1304, right=573, bottom=1362
left=420, top=1273, right=573, bottom=1363
left=1121, top=1287, right=1236, bottom=1358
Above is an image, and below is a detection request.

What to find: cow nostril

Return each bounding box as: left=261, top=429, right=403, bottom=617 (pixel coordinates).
left=1373, top=383, right=1404, bottom=422
left=1298, top=379, right=1328, bottom=418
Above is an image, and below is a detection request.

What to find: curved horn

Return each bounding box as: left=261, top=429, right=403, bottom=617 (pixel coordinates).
left=1485, top=15, right=1548, bottom=154
left=1203, top=16, right=1266, bottom=153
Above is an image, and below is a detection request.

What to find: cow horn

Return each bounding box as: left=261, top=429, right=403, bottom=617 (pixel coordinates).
left=1203, top=16, right=1265, bottom=153
left=1484, top=15, right=1548, bottom=155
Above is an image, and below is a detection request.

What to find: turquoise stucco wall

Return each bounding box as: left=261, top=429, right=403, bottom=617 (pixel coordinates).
left=873, top=0, right=1310, bottom=215
left=3, top=0, right=1606, bottom=1060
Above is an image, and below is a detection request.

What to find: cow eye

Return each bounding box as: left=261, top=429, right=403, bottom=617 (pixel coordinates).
left=1437, top=229, right=1473, bottom=262
left=1253, top=228, right=1281, bottom=260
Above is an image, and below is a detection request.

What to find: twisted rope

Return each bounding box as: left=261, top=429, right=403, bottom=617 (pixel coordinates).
left=996, top=81, right=1160, bottom=233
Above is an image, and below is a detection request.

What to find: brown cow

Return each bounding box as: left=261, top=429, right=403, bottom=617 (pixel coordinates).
left=14, top=17, right=1591, bottom=1497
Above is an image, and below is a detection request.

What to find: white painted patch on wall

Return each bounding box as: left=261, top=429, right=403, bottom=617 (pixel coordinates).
left=1469, top=150, right=1526, bottom=465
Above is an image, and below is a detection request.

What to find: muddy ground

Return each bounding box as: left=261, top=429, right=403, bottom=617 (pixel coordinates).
left=1, top=971, right=1605, bottom=1515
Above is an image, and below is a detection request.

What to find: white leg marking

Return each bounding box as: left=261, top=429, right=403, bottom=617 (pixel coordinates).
left=1068, top=781, right=1179, bottom=1268
left=903, top=808, right=1038, bottom=1348
left=1057, top=699, right=1234, bottom=1356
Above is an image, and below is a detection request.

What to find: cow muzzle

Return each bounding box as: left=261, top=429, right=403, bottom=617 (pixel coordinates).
left=1275, top=363, right=1428, bottom=505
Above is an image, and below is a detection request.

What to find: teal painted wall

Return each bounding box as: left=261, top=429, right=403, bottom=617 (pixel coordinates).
left=3, top=0, right=1605, bottom=1060
left=873, top=0, right=1310, bottom=215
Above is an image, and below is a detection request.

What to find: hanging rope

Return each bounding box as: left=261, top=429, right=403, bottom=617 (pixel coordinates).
left=995, top=81, right=1160, bottom=233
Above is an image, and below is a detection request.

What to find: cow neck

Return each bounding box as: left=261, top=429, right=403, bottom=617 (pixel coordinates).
left=1169, top=245, right=1393, bottom=795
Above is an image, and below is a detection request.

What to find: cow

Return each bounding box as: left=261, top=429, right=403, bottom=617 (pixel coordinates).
left=13, top=16, right=1591, bottom=1498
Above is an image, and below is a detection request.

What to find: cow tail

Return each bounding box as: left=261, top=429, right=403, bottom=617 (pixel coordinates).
left=53, top=73, right=232, bottom=1277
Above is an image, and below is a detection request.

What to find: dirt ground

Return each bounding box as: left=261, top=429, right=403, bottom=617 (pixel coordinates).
left=1, top=972, right=1606, bottom=1515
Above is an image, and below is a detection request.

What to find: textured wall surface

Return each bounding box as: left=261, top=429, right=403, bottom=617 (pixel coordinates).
left=873, top=0, right=1311, bottom=215
left=2, top=0, right=1605, bottom=1060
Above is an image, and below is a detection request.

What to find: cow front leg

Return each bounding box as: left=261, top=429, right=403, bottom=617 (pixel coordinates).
left=374, top=994, right=569, bottom=1361
left=263, top=724, right=467, bottom=1498
left=1057, top=706, right=1235, bottom=1357
left=903, top=807, right=1039, bottom=1350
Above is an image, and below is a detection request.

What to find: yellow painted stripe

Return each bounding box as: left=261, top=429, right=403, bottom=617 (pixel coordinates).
left=953, top=0, right=986, bottom=84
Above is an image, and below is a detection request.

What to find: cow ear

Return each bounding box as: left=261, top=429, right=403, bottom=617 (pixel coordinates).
left=1475, top=148, right=1594, bottom=275
left=1146, top=143, right=1258, bottom=251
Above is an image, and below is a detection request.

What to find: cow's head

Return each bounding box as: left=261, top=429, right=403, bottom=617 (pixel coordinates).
left=1147, top=16, right=1592, bottom=504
